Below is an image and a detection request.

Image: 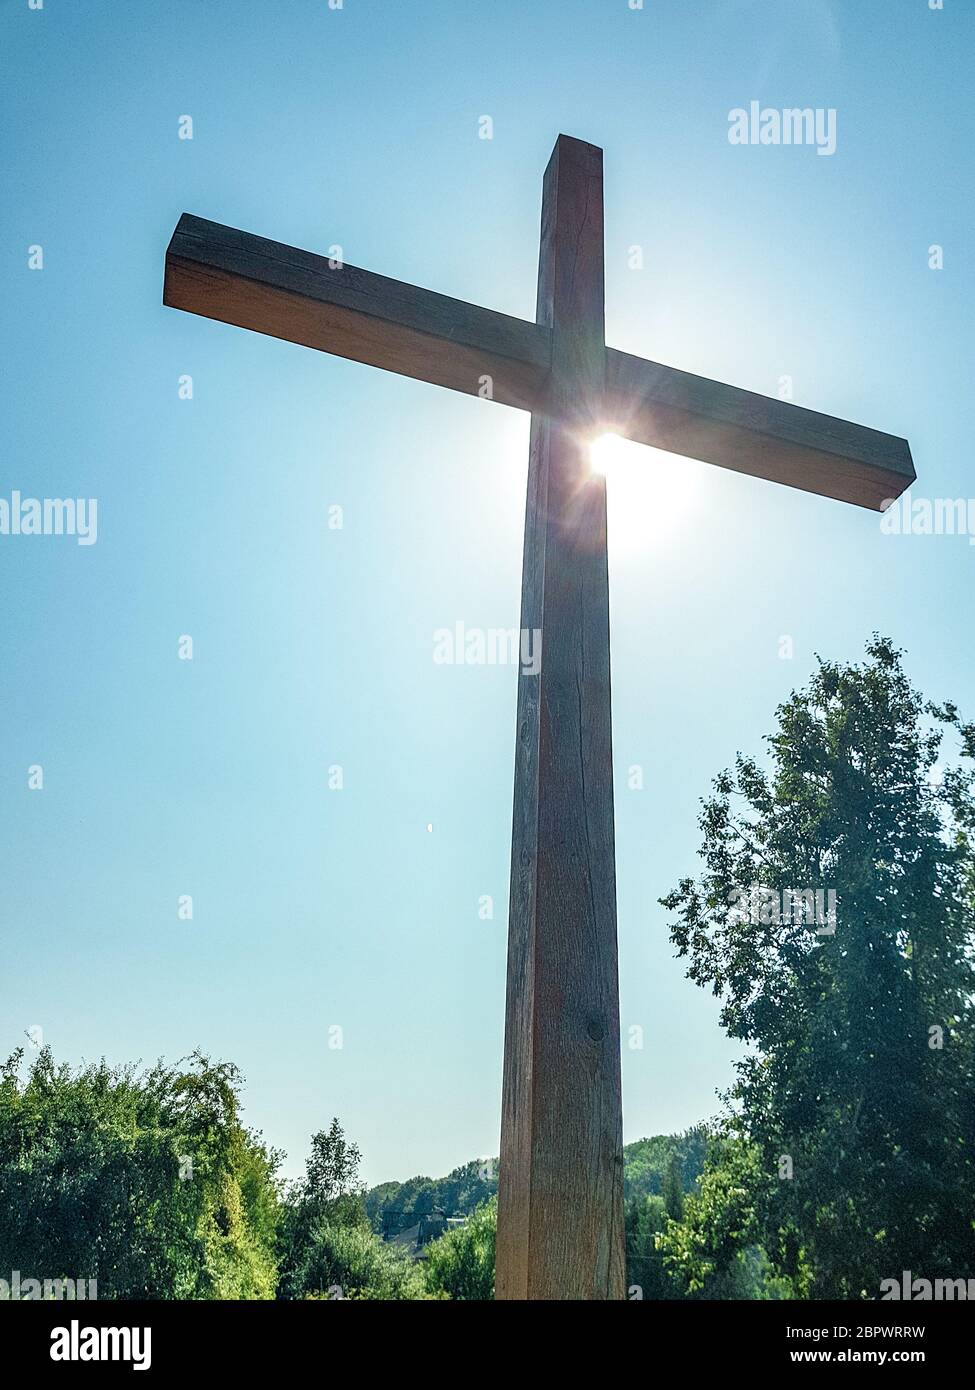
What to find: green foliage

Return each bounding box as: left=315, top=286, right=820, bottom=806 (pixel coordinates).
left=628, top=1170, right=791, bottom=1302
left=365, top=1159, right=496, bottom=1238
left=277, top=1117, right=370, bottom=1299
left=295, top=1221, right=429, bottom=1300
left=365, top=1134, right=706, bottom=1241
left=302, top=1118, right=364, bottom=1216
left=625, top=1195, right=679, bottom=1299
left=624, top=1135, right=706, bottom=1299
left=622, top=1128, right=707, bottom=1205
left=661, top=1150, right=685, bottom=1222
left=656, top=1133, right=764, bottom=1294
left=660, top=638, right=975, bottom=1298
left=423, top=1197, right=496, bottom=1300
left=0, top=1048, right=281, bottom=1299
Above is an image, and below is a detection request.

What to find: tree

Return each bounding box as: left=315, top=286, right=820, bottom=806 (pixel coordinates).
left=622, top=1128, right=707, bottom=1205
left=296, top=1222, right=429, bottom=1300
left=661, top=1150, right=685, bottom=1222
left=423, top=1197, right=497, bottom=1300
left=277, top=1118, right=370, bottom=1298
left=625, top=1195, right=678, bottom=1299
left=299, top=1117, right=366, bottom=1227
left=659, top=638, right=975, bottom=1298
left=0, top=1048, right=281, bottom=1299
left=365, top=1159, right=497, bottom=1238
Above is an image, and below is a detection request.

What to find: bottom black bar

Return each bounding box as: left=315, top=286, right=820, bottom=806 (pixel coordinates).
left=7, top=1298, right=970, bottom=1374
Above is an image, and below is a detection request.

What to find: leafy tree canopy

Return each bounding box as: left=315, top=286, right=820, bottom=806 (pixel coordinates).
left=423, top=1197, right=497, bottom=1301
left=0, top=1047, right=280, bottom=1299
left=658, top=638, right=975, bottom=1298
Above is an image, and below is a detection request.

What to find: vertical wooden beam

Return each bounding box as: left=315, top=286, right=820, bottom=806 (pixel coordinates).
left=497, top=136, right=625, bottom=1300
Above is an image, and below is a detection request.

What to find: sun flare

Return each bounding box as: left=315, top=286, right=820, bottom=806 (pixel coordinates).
left=588, top=431, right=703, bottom=552
left=589, top=431, right=627, bottom=476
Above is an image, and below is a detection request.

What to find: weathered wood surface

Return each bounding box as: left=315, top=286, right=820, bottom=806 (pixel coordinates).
left=604, top=349, right=915, bottom=511
left=164, top=213, right=550, bottom=413
left=165, top=214, right=913, bottom=511
left=496, top=135, right=625, bottom=1302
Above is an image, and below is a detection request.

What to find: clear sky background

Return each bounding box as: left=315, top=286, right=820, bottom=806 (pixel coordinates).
left=2, top=0, right=973, bottom=1185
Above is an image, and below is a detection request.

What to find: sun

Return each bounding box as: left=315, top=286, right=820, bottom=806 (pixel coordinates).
left=588, top=431, right=704, bottom=552
left=589, top=431, right=626, bottom=477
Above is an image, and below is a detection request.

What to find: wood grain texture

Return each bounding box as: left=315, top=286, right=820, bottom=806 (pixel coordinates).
left=164, top=214, right=550, bottom=413
left=496, top=135, right=625, bottom=1301
left=163, top=216, right=914, bottom=510
left=605, top=349, right=916, bottom=511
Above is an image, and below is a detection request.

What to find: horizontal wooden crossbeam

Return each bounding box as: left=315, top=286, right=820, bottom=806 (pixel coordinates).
left=603, top=350, right=915, bottom=511
left=164, top=213, right=915, bottom=511
left=164, top=214, right=548, bottom=412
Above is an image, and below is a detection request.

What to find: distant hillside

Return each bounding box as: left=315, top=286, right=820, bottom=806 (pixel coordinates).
left=366, top=1160, right=494, bottom=1238
left=623, top=1127, right=708, bottom=1203
left=366, top=1128, right=709, bottom=1238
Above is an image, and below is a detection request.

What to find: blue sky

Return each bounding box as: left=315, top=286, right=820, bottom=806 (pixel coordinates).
left=2, top=0, right=972, bottom=1184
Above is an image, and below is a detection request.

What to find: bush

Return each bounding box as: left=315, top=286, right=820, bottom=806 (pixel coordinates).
left=296, top=1221, right=428, bottom=1300
left=423, top=1197, right=496, bottom=1300
left=0, top=1048, right=280, bottom=1299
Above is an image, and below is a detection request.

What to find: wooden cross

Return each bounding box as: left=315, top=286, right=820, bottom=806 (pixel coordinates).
left=163, top=133, right=915, bottom=1300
